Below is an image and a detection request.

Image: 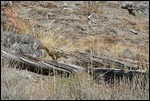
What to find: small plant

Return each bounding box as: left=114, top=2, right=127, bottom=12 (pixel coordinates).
left=1, top=7, right=26, bottom=33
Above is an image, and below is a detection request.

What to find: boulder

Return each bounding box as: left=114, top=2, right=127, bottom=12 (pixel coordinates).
left=1, top=31, right=45, bottom=58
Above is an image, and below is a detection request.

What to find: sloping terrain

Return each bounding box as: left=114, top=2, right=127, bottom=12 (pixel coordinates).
left=1, top=1, right=149, bottom=100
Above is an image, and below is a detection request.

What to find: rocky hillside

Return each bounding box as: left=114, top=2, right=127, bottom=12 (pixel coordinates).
left=1, top=1, right=149, bottom=100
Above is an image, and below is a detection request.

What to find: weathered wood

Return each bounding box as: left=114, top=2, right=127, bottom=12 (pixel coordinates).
left=73, top=52, right=148, bottom=70
left=60, top=62, right=86, bottom=72
left=1, top=48, right=85, bottom=75
left=1, top=47, right=148, bottom=86
left=89, top=68, right=148, bottom=85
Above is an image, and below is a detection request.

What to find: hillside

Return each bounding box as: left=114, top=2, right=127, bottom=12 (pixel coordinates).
left=1, top=1, right=149, bottom=100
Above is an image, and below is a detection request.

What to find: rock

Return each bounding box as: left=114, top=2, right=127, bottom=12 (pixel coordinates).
left=122, top=48, right=134, bottom=59
left=88, top=13, right=98, bottom=24
left=1, top=31, right=45, bottom=58
left=121, top=2, right=137, bottom=16
left=121, top=1, right=149, bottom=19
left=1, top=1, right=12, bottom=7
left=12, top=44, right=33, bottom=54
left=99, top=48, right=112, bottom=58
left=1, top=31, right=15, bottom=47
left=129, top=29, right=139, bottom=35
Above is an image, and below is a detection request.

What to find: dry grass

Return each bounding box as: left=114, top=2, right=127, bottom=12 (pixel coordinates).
left=1, top=61, right=149, bottom=100
left=1, top=2, right=148, bottom=63
left=1, top=53, right=149, bottom=100
left=69, top=35, right=148, bottom=61
left=82, top=1, right=102, bottom=15
left=1, top=2, right=149, bottom=99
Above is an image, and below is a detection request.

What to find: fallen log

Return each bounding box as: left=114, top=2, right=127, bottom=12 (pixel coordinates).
left=1, top=48, right=85, bottom=75
left=1, top=47, right=148, bottom=87
left=89, top=68, right=148, bottom=85
left=73, top=52, right=149, bottom=70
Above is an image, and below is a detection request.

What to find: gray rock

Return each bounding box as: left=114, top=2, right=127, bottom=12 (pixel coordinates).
left=1, top=31, right=45, bottom=59
left=122, top=48, right=134, bottom=59
left=32, top=40, right=43, bottom=50
left=129, top=29, right=139, bottom=35
left=19, top=34, right=36, bottom=44
left=88, top=13, right=98, bottom=24
left=11, top=44, right=32, bottom=54
left=99, top=48, right=112, bottom=58
left=8, top=34, right=22, bottom=45
left=121, top=1, right=149, bottom=19
left=1, top=31, right=15, bottom=48
left=121, top=2, right=137, bottom=16
left=1, top=1, right=12, bottom=7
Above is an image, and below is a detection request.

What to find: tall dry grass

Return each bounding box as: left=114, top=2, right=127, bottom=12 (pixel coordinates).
left=1, top=57, right=149, bottom=100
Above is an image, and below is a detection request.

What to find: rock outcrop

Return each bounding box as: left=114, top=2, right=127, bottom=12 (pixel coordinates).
left=1, top=31, right=45, bottom=58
